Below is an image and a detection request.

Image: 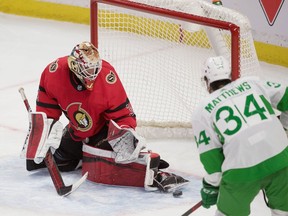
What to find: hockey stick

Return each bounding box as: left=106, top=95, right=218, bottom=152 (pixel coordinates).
left=181, top=201, right=202, bottom=216
left=19, top=87, right=88, bottom=196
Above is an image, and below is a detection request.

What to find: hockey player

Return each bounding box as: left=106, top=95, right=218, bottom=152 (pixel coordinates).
left=191, top=56, right=288, bottom=215
left=23, top=41, right=188, bottom=192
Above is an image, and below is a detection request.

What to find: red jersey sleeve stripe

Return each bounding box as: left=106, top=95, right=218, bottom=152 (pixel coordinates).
left=36, top=101, right=61, bottom=110
left=105, top=98, right=131, bottom=113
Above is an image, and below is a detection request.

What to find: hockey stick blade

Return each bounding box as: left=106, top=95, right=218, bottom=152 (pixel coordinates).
left=44, top=148, right=88, bottom=196
left=182, top=201, right=202, bottom=216
left=60, top=172, right=88, bottom=197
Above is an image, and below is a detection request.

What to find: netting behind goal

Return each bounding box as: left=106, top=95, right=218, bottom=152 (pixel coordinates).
left=90, top=0, right=260, bottom=138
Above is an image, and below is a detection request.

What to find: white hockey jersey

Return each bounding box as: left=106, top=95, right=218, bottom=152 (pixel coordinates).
left=191, top=76, right=288, bottom=186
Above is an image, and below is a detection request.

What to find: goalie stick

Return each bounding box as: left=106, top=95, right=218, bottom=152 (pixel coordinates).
left=18, top=87, right=88, bottom=196
left=181, top=201, right=202, bottom=216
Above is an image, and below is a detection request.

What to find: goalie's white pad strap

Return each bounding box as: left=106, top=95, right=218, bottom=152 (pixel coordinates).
left=82, top=144, right=117, bottom=159
left=82, top=144, right=148, bottom=166
left=21, top=112, right=63, bottom=164
left=143, top=153, right=157, bottom=191
left=107, top=120, right=146, bottom=164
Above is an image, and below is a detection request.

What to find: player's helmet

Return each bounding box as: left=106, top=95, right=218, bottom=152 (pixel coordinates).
left=202, top=56, right=231, bottom=87
left=68, top=41, right=102, bottom=91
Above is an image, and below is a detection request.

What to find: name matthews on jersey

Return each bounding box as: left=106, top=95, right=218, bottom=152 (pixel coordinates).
left=205, top=81, right=252, bottom=113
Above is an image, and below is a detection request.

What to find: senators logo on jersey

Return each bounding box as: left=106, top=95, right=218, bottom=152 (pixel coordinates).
left=49, top=59, right=59, bottom=73
left=66, top=102, right=92, bottom=132
left=106, top=71, right=117, bottom=84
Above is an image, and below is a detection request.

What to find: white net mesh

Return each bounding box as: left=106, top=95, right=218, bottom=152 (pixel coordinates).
left=91, top=0, right=260, bottom=138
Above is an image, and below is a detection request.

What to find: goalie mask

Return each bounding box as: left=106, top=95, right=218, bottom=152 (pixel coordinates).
left=202, top=56, right=231, bottom=87
left=68, top=41, right=102, bottom=91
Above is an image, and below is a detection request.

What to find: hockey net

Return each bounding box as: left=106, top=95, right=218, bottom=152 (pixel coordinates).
left=90, top=0, right=260, bottom=138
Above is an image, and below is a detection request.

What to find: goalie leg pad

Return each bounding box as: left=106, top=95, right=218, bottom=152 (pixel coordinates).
left=23, top=112, right=49, bottom=161
left=82, top=144, right=159, bottom=188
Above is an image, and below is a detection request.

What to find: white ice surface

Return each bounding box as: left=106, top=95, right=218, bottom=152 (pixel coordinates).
left=1, top=13, right=288, bottom=216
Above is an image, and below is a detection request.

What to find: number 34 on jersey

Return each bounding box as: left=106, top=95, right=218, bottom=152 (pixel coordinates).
left=195, top=92, right=275, bottom=146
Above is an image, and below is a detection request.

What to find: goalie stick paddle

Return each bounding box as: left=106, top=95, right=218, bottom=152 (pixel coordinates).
left=18, top=87, right=88, bottom=196
left=181, top=201, right=202, bottom=216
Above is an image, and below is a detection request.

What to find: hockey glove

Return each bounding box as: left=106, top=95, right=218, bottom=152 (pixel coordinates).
left=201, top=179, right=219, bottom=208
left=107, top=120, right=146, bottom=164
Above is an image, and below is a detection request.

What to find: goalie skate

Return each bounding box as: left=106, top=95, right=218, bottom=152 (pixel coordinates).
left=153, top=171, right=189, bottom=193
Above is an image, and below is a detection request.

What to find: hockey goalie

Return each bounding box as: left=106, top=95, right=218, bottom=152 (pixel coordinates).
left=21, top=41, right=189, bottom=193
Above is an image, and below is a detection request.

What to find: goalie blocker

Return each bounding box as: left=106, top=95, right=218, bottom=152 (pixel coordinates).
left=22, top=111, right=63, bottom=165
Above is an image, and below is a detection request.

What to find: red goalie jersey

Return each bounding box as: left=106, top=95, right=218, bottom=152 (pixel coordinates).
left=36, top=56, right=136, bottom=141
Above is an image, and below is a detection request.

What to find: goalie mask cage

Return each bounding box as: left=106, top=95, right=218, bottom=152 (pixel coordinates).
left=90, top=0, right=260, bottom=138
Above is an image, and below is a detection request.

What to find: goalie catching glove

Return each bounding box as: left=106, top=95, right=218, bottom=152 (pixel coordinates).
left=21, top=112, right=63, bottom=164
left=107, top=120, right=146, bottom=164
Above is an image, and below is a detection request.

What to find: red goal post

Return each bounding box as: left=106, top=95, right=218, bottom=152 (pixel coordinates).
left=91, top=0, right=240, bottom=80
left=89, top=0, right=259, bottom=138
